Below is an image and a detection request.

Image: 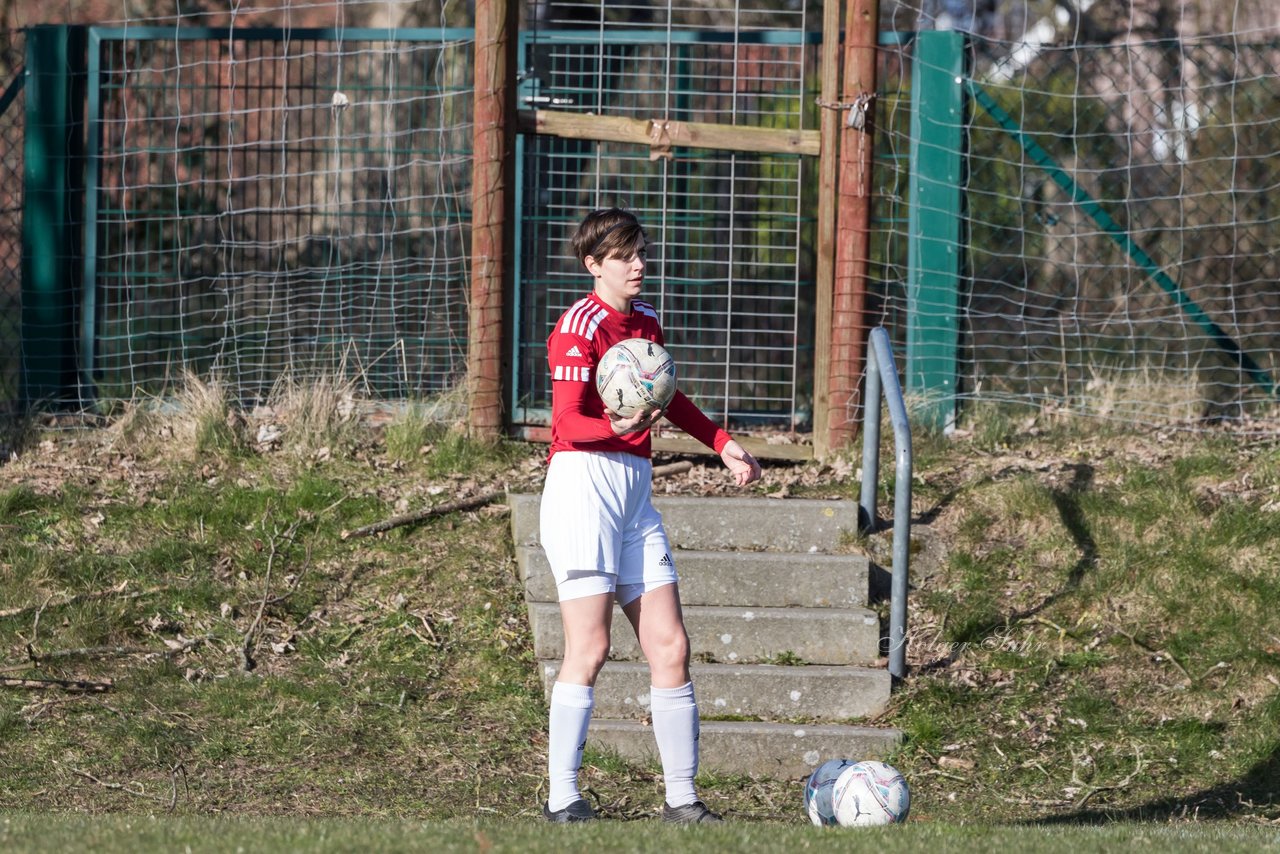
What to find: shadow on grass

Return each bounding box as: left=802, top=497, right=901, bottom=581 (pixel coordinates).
left=1011, top=462, right=1097, bottom=619
left=913, top=463, right=1098, bottom=674
left=1030, top=746, right=1280, bottom=823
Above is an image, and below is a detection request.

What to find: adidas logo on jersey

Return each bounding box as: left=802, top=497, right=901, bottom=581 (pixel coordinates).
left=565, top=345, right=583, bottom=358
left=658, top=553, right=673, bottom=567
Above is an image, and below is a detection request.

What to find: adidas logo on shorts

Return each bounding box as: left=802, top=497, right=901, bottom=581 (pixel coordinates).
left=658, top=553, right=673, bottom=567
left=565, top=345, right=583, bottom=358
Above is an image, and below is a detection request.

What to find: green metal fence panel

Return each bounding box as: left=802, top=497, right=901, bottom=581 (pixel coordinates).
left=867, top=32, right=924, bottom=396
left=21, top=25, right=85, bottom=408
left=906, top=30, right=965, bottom=431
left=7, top=16, right=1271, bottom=436
left=81, top=27, right=475, bottom=407
left=512, top=28, right=936, bottom=440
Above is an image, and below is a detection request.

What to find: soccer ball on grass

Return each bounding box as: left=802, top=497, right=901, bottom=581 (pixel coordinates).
left=830, top=760, right=911, bottom=827
left=594, top=337, right=677, bottom=418
left=803, top=758, right=856, bottom=826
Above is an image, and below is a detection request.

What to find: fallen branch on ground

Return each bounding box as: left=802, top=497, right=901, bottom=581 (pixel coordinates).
left=0, top=583, right=170, bottom=620
left=341, top=489, right=506, bottom=540
left=1115, top=627, right=1193, bottom=681
left=1072, top=744, right=1148, bottom=809
left=241, top=514, right=302, bottom=672
left=653, top=461, right=693, bottom=479
left=1, top=676, right=113, bottom=692
left=70, top=763, right=185, bottom=810
left=917, top=768, right=968, bottom=782
left=22, top=635, right=209, bottom=665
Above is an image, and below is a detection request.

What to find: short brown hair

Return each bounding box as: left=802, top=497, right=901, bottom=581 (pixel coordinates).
left=571, top=207, right=647, bottom=264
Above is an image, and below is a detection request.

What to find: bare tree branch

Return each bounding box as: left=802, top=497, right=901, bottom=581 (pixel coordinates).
left=341, top=489, right=506, bottom=540
left=653, top=461, right=693, bottom=479
left=70, top=763, right=185, bottom=811
left=241, top=513, right=302, bottom=671
left=1, top=676, right=113, bottom=692
left=0, top=584, right=169, bottom=620
left=19, top=636, right=209, bottom=666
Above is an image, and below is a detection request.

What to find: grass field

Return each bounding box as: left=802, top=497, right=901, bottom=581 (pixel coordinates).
left=2, top=396, right=1279, bottom=849
left=2, top=813, right=1279, bottom=852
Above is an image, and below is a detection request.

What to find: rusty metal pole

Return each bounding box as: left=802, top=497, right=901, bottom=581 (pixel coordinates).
left=467, top=0, right=516, bottom=438
left=828, top=0, right=880, bottom=451
left=811, top=0, right=842, bottom=461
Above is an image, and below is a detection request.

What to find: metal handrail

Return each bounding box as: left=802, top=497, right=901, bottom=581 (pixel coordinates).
left=858, top=327, right=912, bottom=680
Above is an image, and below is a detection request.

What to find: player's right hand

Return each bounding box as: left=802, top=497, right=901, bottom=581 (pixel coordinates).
left=606, top=406, right=664, bottom=435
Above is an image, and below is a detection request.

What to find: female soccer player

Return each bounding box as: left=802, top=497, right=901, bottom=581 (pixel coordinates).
left=539, top=207, right=762, bottom=823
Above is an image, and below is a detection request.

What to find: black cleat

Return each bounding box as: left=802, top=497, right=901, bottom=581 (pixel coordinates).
left=542, top=798, right=597, bottom=823
left=661, top=800, right=723, bottom=824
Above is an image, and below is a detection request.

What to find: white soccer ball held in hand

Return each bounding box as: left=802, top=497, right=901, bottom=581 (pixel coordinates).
left=595, top=337, right=677, bottom=418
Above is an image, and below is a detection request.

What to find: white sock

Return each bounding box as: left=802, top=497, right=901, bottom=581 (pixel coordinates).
left=547, top=681, right=594, bottom=811
left=649, top=681, right=699, bottom=807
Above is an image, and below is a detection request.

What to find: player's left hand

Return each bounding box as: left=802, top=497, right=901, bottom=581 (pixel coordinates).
left=720, top=440, right=761, bottom=487
left=606, top=405, right=664, bottom=436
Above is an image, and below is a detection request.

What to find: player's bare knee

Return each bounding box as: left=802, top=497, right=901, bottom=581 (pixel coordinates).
left=565, top=634, right=611, bottom=675
left=644, top=629, right=689, bottom=672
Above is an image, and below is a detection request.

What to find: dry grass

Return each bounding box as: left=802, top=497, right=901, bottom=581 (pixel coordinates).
left=947, top=363, right=1261, bottom=448
left=100, top=370, right=478, bottom=466
left=107, top=371, right=246, bottom=459
left=383, top=386, right=471, bottom=462
left=4, top=405, right=1280, bottom=829
left=1077, top=363, right=1209, bottom=423
left=262, top=371, right=362, bottom=458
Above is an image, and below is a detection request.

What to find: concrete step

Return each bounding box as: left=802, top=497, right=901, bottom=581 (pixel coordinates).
left=518, top=545, right=869, bottom=608
left=538, top=660, right=892, bottom=720
left=588, top=719, right=903, bottom=779
left=508, top=492, right=858, bottom=553
left=527, top=602, right=881, bottom=666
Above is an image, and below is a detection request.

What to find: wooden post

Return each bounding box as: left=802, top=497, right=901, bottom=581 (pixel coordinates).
left=812, top=0, right=842, bottom=461
left=518, top=109, right=819, bottom=155
left=828, top=0, right=880, bottom=451
left=467, top=0, right=516, bottom=438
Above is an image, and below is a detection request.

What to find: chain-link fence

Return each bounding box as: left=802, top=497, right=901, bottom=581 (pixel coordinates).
left=5, top=4, right=1278, bottom=438
left=0, top=30, right=23, bottom=416
left=954, top=37, right=1280, bottom=424
left=81, top=28, right=474, bottom=408
left=867, top=33, right=1280, bottom=430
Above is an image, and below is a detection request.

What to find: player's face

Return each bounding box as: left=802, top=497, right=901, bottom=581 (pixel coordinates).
left=588, top=247, right=647, bottom=311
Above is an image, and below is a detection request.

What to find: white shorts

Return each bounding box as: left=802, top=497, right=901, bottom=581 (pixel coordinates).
left=539, top=450, right=678, bottom=606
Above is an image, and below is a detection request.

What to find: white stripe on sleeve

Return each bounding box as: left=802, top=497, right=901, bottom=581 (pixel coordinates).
left=560, top=299, right=590, bottom=334
left=552, top=364, right=591, bottom=382
left=585, top=309, right=607, bottom=340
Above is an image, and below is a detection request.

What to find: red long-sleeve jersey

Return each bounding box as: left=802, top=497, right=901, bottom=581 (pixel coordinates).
left=547, top=292, right=731, bottom=460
